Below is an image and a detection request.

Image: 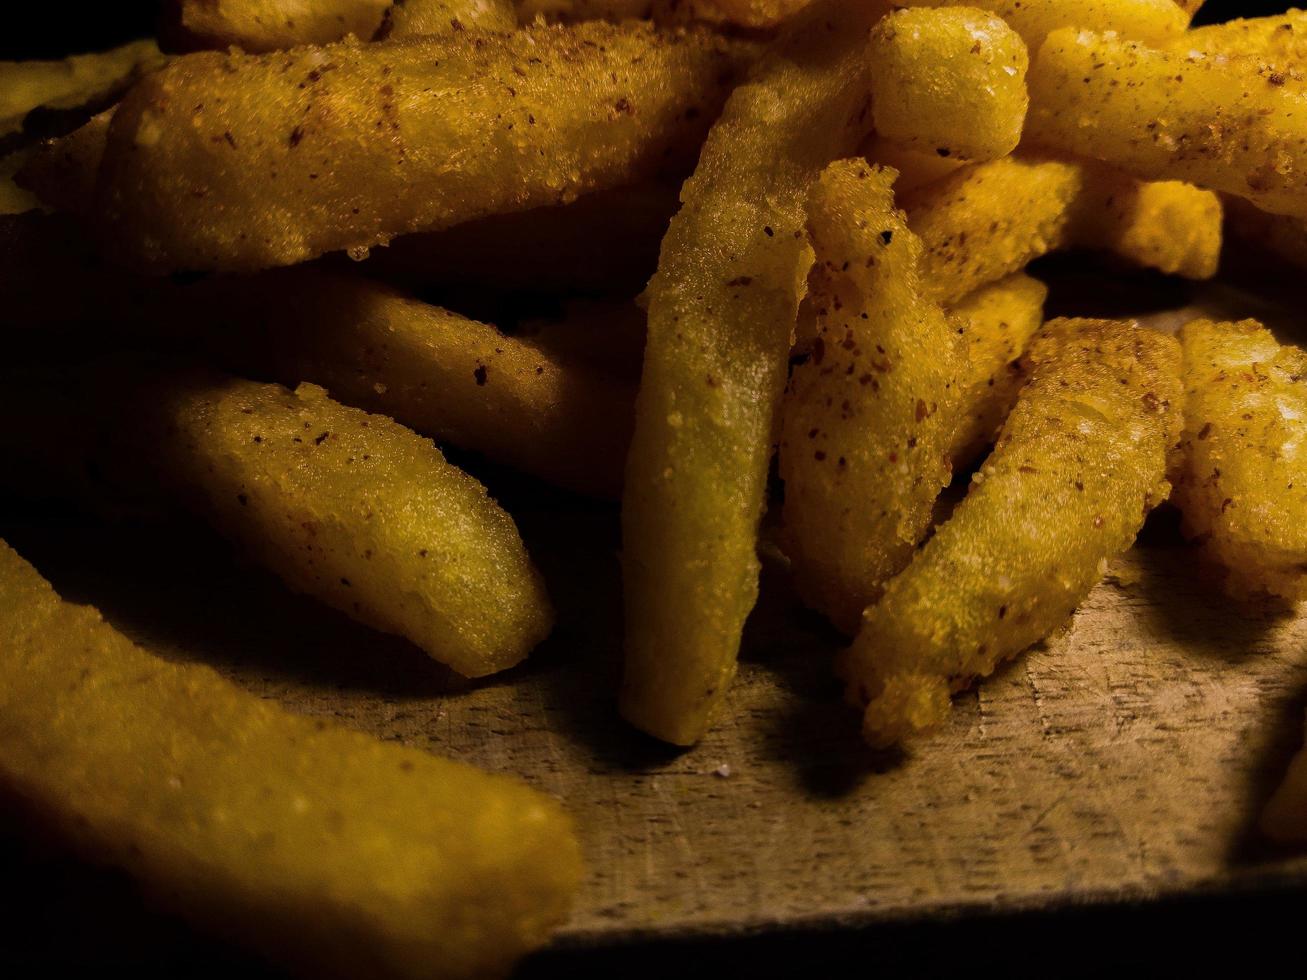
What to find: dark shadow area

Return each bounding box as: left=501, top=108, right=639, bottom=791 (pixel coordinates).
left=1034, top=251, right=1199, bottom=322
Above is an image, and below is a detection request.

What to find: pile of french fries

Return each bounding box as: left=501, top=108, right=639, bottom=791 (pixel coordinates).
left=3, top=0, right=1307, bottom=974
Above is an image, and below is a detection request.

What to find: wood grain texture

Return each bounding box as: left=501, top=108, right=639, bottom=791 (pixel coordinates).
left=2, top=266, right=1306, bottom=963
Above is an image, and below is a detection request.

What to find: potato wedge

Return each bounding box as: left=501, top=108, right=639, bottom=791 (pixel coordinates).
left=98, top=23, right=752, bottom=273
left=911, top=0, right=1188, bottom=49
left=621, top=0, right=887, bottom=746
left=1172, top=319, right=1307, bottom=603
left=1262, top=712, right=1307, bottom=844
left=0, top=539, right=581, bottom=979
left=946, top=272, right=1048, bottom=469
left=778, top=160, right=965, bottom=634
left=1028, top=28, right=1307, bottom=219
left=0, top=365, right=553, bottom=677
left=839, top=318, right=1181, bottom=747
left=868, top=6, right=1028, bottom=164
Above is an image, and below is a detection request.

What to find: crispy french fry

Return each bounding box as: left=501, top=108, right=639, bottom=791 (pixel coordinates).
left=519, top=300, right=649, bottom=381
left=779, top=161, right=966, bottom=634
left=1028, top=28, right=1307, bottom=219
left=0, top=540, right=581, bottom=979
left=1172, top=319, right=1307, bottom=603
left=162, top=0, right=393, bottom=52
left=364, top=182, right=680, bottom=295
left=0, top=365, right=554, bottom=677
left=0, top=39, right=164, bottom=139
left=1169, top=10, right=1307, bottom=65
left=905, top=155, right=1084, bottom=305
left=384, top=0, right=518, bottom=37
left=946, top=272, right=1048, bottom=469
left=176, top=269, right=636, bottom=498
left=1262, top=712, right=1307, bottom=844
left=911, top=0, right=1188, bottom=48
left=1073, top=167, right=1224, bottom=280
left=98, top=23, right=752, bottom=273
left=839, top=318, right=1181, bottom=747
left=14, top=109, right=111, bottom=216
left=858, top=135, right=965, bottom=193
left=868, top=6, right=1028, bottom=164
left=620, top=0, right=886, bottom=746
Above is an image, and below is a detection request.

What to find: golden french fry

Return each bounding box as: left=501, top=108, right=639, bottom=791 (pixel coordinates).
left=0, top=366, right=554, bottom=677
left=1173, top=0, right=1204, bottom=16
left=519, top=299, right=649, bottom=382
left=858, top=135, right=966, bottom=194
left=905, top=155, right=1084, bottom=305
left=778, top=160, right=966, bottom=634
left=1172, top=319, right=1307, bottom=603
left=911, top=0, right=1188, bottom=48
left=162, top=0, right=393, bottom=52
left=1169, top=9, right=1307, bottom=64
left=98, top=23, right=752, bottom=273
left=621, top=0, right=887, bottom=746
left=946, top=272, right=1048, bottom=469
left=179, top=269, right=636, bottom=498
left=1262, top=712, right=1307, bottom=844
left=1028, top=28, right=1307, bottom=219
left=0, top=39, right=163, bottom=138
left=868, top=6, right=1028, bottom=163
left=0, top=539, right=581, bottom=979
left=839, top=318, right=1181, bottom=747
left=384, top=0, right=518, bottom=37
left=14, top=109, right=111, bottom=216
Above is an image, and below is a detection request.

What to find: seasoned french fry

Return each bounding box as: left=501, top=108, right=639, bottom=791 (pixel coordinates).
left=0, top=540, right=581, bottom=979
left=779, top=161, right=965, bottom=633
left=867, top=7, right=1028, bottom=164
left=839, top=319, right=1181, bottom=747
left=1172, top=319, right=1307, bottom=602
left=162, top=0, right=393, bottom=52
left=1073, top=167, right=1223, bottom=280
left=0, top=39, right=164, bottom=139
left=1262, top=712, right=1307, bottom=844
left=946, top=272, right=1048, bottom=469
left=98, top=23, right=752, bottom=273
left=1028, top=28, right=1307, bottom=219
left=0, top=366, right=554, bottom=677
left=384, top=0, right=518, bottom=37
left=621, top=0, right=886, bottom=746
left=519, top=299, right=649, bottom=381
left=1169, top=10, right=1307, bottom=65
left=858, top=135, right=965, bottom=194
left=905, top=155, right=1084, bottom=305
left=177, top=269, right=636, bottom=498
left=14, top=109, right=111, bottom=216
left=912, top=0, right=1188, bottom=48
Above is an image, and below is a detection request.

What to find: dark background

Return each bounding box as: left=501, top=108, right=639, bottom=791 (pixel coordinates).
left=0, top=0, right=1297, bottom=58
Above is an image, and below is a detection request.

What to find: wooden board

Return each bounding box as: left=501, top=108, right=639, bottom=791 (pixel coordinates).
left=2, top=263, right=1306, bottom=964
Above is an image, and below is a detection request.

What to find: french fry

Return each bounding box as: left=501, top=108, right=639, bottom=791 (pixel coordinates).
left=858, top=135, right=965, bottom=194
left=1027, top=28, right=1307, bottom=219
left=839, top=318, right=1181, bottom=747
left=1169, top=10, right=1307, bottom=65
left=161, top=0, right=393, bottom=52
left=516, top=0, right=656, bottom=23
left=1262, top=712, right=1307, bottom=844
left=0, top=365, right=554, bottom=677
left=911, top=0, right=1189, bottom=49
left=98, top=23, right=752, bottom=273
left=14, top=109, right=111, bottom=216
left=620, top=0, right=886, bottom=746
left=384, top=0, right=518, bottom=37
left=778, top=161, right=966, bottom=634
left=946, top=272, right=1048, bottom=469
left=652, top=0, right=814, bottom=30
left=905, top=155, right=1084, bottom=305
left=0, top=39, right=164, bottom=139
left=519, top=299, right=649, bottom=381
left=1171, top=319, right=1307, bottom=603
left=0, top=540, right=581, bottom=979
left=175, top=268, right=636, bottom=498
left=867, top=6, right=1028, bottom=164
left=1072, top=167, right=1224, bottom=280
left=1225, top=194, right=1307, bottom=271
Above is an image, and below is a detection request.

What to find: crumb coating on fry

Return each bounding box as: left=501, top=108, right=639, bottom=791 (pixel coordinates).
left=840, top=318, right=1181, bottom=747
left=911, top=0, right=1188, bottom=48
left=0, top=540, right=581, bottom=979
left=1028, top=28, right=1307, bottom=219
left=1173, top=319, right=1307, bottom=602
left=99, top=23, right=752, bottom=272
left=780, top=160, right=966, bottom=634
